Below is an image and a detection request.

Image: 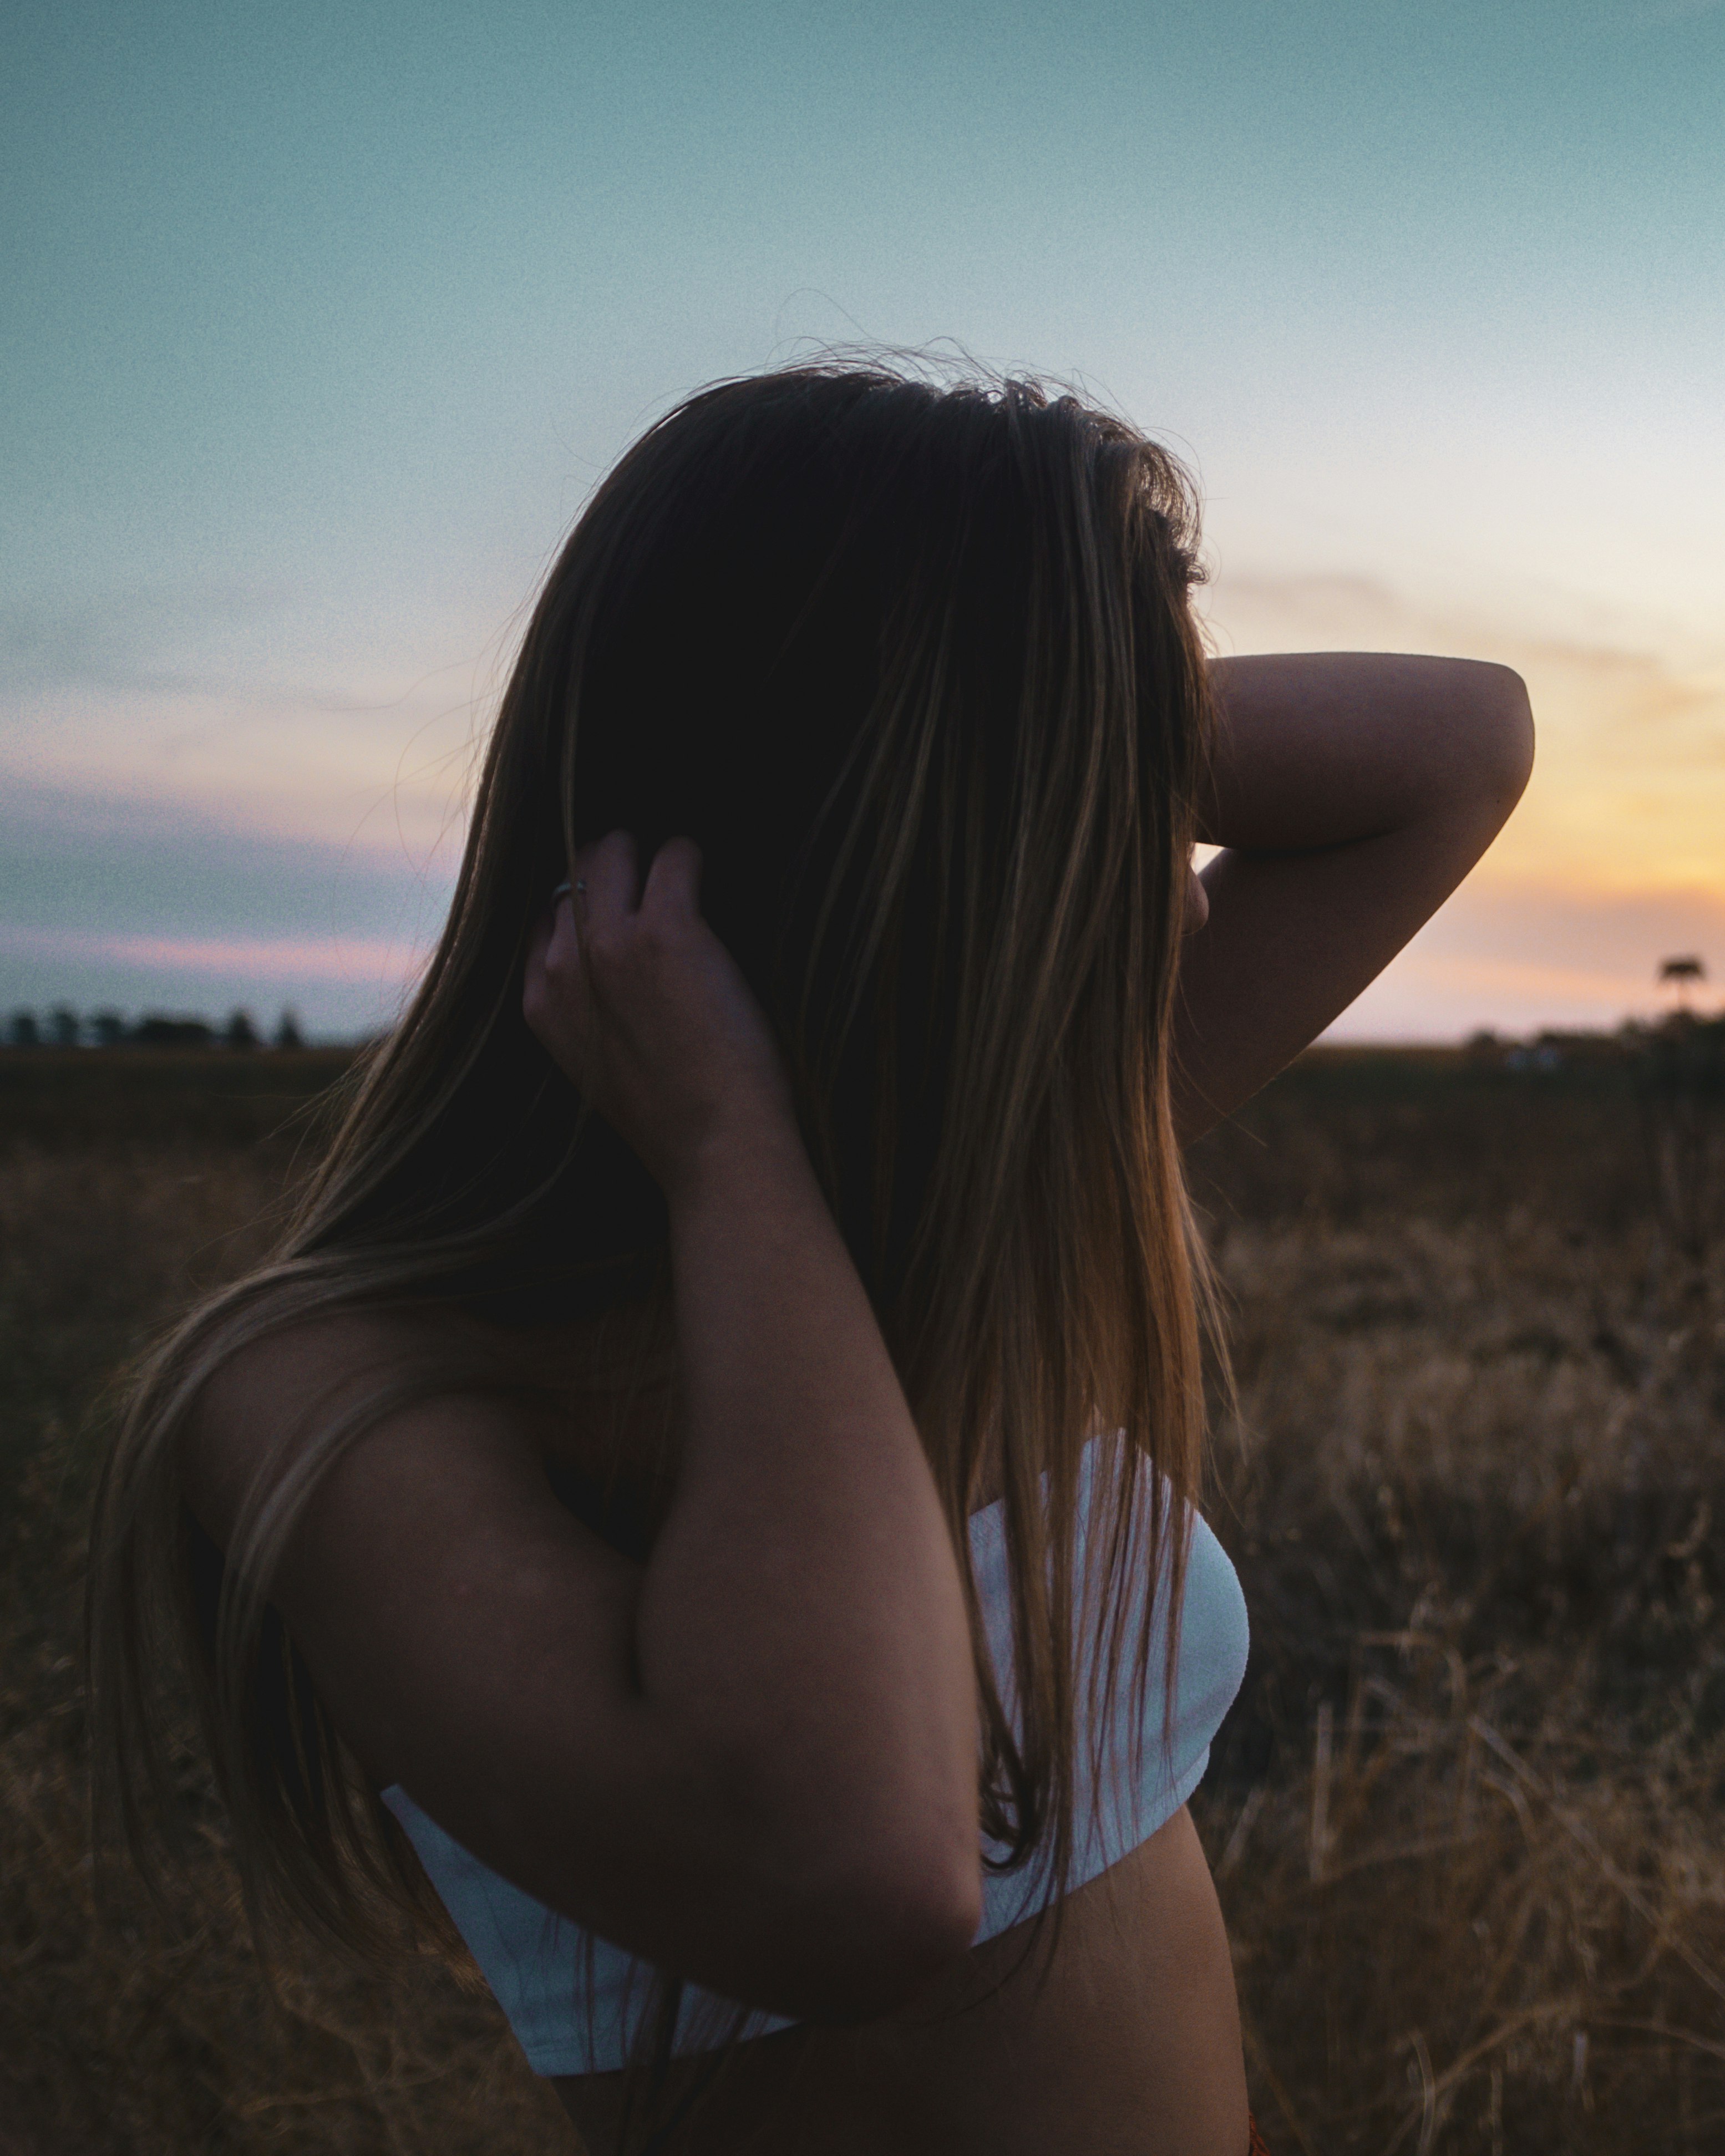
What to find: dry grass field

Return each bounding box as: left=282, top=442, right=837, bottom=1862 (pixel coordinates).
left=2, top=1039, right=1722, bottom=2154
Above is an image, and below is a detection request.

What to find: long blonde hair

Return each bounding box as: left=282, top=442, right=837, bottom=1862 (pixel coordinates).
left=87, top=355, right=1220, bottom=2051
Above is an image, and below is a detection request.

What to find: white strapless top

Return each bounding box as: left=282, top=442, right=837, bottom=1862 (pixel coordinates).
left=383, top=1435, right=1248, bottom=2076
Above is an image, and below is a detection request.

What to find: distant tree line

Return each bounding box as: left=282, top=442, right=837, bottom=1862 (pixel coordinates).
left=3, top=1005, right=307, bottom=1051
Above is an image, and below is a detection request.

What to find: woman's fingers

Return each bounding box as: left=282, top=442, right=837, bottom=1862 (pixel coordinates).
left=522, top=828, right=795, bottom=1191
left=642, top=836, right=704, bottom=922
left=580, top=831, right=641, bottom=937
left=534, top=887, right=581, bottom=989
left=560, top=831, right=699, bottom=940
left=524, top=868, right=599, bottom=1075
left=524, top=901, right=556, bottom=969
left=527, top=832, right=652, bottom=1076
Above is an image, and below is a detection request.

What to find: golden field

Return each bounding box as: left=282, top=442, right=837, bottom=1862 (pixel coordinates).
left=1, top=1039, right=1722, bottom=2154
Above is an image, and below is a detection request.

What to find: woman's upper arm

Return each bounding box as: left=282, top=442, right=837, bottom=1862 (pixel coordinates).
left=186, top=1331, right=656, bottom=1888
left=182, top=1326, right=917, bottom=2017
left=1171, top=653, right=1534, bottom=1142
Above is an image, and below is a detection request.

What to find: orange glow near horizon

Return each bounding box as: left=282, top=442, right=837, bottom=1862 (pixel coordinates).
left=2, top=560, right=1718, bottom=1044
left=1199, top=563, right=1725, bottom=1035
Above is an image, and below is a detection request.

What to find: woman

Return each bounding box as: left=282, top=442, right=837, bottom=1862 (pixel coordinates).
left=88, top=360, right=1533, bottom=2155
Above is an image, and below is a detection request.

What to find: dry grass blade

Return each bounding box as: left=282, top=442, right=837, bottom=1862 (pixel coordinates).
left=1239, top=2010, right=1322, bottom=2156
left=1216, top=1782, right=1266, bottom=1880
left=1467, top=1719, right=1725, bottom=2013
left=1191, top=1044, right=1725, bottom=2153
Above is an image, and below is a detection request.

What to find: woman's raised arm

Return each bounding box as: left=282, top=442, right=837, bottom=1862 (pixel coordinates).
left=186, top=833, right=981, bottom=2024
left=1171, top=652, right=1535, bottom=1143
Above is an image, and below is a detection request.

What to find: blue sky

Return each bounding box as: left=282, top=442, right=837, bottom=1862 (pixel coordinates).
left=4, top=0, right=1722, bottom=1036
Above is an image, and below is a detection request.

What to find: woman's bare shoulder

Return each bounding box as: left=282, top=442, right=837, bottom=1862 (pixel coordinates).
left=184, top=1304, right=521, bottom=1540
left=182, top=1299, right=668, bottom=1544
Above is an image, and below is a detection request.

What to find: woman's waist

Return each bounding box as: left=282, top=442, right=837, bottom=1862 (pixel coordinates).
left=550, top=1805, right=1248, bottom=2156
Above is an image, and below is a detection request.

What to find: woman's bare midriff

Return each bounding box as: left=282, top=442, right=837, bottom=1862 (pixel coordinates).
left=551, top=1804, right=1248, bottom=2156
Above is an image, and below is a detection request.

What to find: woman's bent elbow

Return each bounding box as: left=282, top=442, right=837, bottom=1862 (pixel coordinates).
left=737, top=1814, right=981, bottom=2022
left=1474, top=663, right=1536, bottom=789
left=888, top=1847, right=985, bottom=1984
left=793, top=1853, right=983, bottom=2022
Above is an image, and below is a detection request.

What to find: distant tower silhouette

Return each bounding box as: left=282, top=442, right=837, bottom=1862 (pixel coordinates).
left=1659, top=955, right=1707, bottom=1014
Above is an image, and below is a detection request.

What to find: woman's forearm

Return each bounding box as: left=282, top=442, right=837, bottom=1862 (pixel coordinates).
left=633, top=1103, right=982, bottom=1969
left=1201, top=653, right=1534, bottom=851
left=514, top=836, right=980, bottom=2011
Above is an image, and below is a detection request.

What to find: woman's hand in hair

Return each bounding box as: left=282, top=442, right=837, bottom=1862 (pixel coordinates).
left=524, top=831, right=795, bottom=1198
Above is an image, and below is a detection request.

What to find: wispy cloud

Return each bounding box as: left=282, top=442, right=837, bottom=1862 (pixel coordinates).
left=0, top=922, right=429, bottom=984
left=7, top=571, right=1721, bottom=1043
left=0, top=667, right=485, bottom=866
left=1621, top=0, right=1725, bottom=27
left=0, top=777, right=457, bottom=952
left=1201, top=570, right=1407, bottom=638
left=0, top=585, right=289, bottom=698
left=0, top=776, right=459, bottom=1030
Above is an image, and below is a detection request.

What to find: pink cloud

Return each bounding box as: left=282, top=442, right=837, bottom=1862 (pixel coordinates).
left=0, top=923, right=431, bottom=984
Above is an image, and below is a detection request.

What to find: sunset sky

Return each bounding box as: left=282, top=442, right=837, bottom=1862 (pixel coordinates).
left=4, top=0, right=1721, bottom=1039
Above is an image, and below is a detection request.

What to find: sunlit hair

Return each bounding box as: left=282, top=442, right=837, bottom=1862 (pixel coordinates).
left=86, top=356, right=1222, bottom=2126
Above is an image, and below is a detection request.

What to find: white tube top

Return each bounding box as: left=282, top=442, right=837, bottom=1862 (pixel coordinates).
left=382, top=1435, right=1248, bottom=2077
